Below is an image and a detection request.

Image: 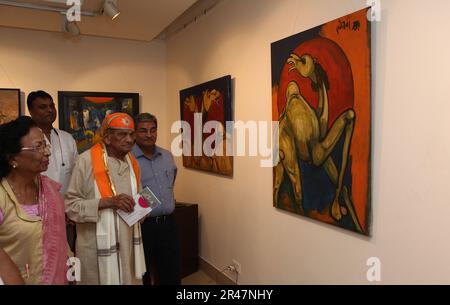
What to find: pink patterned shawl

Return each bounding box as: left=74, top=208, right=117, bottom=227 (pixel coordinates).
left=39, top=175, right=68, bottom=285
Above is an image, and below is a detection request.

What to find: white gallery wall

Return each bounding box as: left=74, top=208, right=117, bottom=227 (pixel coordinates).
left=0, top=0, right=449, bottom=285
left=0, top=27, right=170, bottom=148
left=166, top=0, right=450, bottom=284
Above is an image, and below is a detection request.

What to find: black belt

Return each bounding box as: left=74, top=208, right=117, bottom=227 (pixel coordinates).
left=146, top=214, right=173, bottom=224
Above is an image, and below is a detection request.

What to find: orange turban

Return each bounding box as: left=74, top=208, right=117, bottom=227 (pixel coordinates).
left=101, top=112, right=134, bottom=135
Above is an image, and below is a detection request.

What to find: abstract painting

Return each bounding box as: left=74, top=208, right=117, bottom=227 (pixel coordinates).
left=271, top=8, right=371, bottom=235
left=180, top=75, right=233, bottom=176
left=58, top=91, right=139, bottom=153
left=0, top=89, right=20, bottom=124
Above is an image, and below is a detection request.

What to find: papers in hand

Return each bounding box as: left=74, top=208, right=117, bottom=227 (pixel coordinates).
left=117, top=186, right=162, bottom=227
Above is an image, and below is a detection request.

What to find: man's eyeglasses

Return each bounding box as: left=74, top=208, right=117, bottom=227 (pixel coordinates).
left=21, top=143, right=51, bottom=154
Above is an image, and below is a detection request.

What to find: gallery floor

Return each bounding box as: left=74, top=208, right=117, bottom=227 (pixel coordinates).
left=182, top=270, right=217, bottom=285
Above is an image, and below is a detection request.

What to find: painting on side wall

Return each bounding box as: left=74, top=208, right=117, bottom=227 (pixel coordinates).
left=58, top=91, right=139, bottom=153
left=179, top=75, right=233, bottom=177
left=271, top=8, right=372, bottom=235
left=0, top=88, right=21, bottom=124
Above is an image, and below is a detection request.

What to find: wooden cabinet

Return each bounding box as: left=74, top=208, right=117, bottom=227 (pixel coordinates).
left=173, top=202, right=198, bottom=278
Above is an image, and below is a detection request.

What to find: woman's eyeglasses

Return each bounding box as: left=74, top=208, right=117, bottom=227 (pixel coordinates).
left=21, top=143, right=51, bottom=154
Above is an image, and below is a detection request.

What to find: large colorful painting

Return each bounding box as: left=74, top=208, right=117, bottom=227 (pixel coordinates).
left=0, top=89, right=21, bottom=124
left=180, top=75, right=233, bottom=176
left=58, top=91, right=139, bottom=153
left=271, top=8, right=371, bottom=235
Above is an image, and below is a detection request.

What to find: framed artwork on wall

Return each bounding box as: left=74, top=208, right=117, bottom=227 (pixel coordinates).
left=271, top=8, right=372, bottom=235
left=0, top=88, right=21, bottom=124
left=58, top=91, right=139, bottom=153
left=179, top=75, right=233, bottom=177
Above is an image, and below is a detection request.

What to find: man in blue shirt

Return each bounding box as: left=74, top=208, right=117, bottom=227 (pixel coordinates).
left=131, top=113, right=180, bottom=285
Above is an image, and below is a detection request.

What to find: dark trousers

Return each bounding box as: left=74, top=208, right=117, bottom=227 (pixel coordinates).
left=67, top=223, right=76, bottom=254
left=141, top=214, right=181, bottom=285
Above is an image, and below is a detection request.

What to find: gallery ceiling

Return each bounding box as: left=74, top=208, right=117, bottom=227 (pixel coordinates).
left=0, top=0, right=200, bottom=41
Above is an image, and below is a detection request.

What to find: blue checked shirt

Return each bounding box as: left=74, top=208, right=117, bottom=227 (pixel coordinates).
left=132, top=144, right=177, bottom=217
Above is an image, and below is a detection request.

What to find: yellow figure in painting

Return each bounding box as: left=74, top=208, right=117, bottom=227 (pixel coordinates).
left=0, top=112, right=7, bottom=125
left=274, top=53, right=361, bottom=230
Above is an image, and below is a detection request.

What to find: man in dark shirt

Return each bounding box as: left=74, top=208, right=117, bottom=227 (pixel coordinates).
left=131, top=113, right=180, bottom=285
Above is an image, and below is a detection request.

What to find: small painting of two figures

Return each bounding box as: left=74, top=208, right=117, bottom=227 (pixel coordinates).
left=271, top=8, right=372, bottom=235
left=180, top=76, right=233, bottom=177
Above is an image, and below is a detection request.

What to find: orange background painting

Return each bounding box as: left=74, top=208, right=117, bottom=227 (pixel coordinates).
left=320, top=9, right=371, bottom=231
left=271, top=8, right=371, bottom=234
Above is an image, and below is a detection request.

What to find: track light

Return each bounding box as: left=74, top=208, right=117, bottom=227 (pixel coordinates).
left=62, top=16, right=80, bottom=35
left=103, top=0, right=120, bottom=20
left=66, top=21, right=80, bottom=35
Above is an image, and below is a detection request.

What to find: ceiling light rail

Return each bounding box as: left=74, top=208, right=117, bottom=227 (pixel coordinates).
left=0, top=0, right=121, bottom=36
left=0, top=0, right=100, bottom=17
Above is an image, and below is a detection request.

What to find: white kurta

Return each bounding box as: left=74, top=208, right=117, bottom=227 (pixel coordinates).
left=43, top=129, right=78, bottom=194
left=65, top=150, right=142, bottom=285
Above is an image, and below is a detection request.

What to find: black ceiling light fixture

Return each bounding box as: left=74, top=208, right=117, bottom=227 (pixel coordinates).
left=62, top=15, right=81, bottom=36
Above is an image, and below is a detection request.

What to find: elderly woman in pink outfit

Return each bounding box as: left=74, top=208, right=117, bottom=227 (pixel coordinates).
left=0, top=116, right=67, bottom=284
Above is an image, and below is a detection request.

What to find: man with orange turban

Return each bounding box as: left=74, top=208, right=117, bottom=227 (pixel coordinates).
left=65, top=112, right=146, bottom=285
